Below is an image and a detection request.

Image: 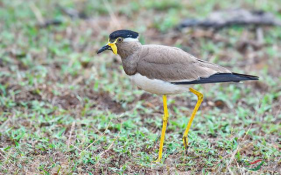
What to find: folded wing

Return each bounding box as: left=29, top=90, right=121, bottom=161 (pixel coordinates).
left=137, top=45, right=232, bottom=83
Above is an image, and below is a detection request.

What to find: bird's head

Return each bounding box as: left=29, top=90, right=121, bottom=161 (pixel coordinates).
left=97, top=29, right=139, bottom=55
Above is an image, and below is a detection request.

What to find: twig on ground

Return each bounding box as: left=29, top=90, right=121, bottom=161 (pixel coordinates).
left=95, top=122, right=123, bottom=165
left=103, top=0, right=121, bottom=29
left=242, top=124, right=253, bottom=141
left=72, top=145, right=82, bottom=152
left=236, top=159, right=244, bottom=175
left=0, top=118, right=10, bottom=133
left=29, top=3, right=44, bottom=25
left=226, top=146, right=240, bottom=175
left=0, top=149, right=16, bottom=168
left=67, top=122, right=76, bottom=149
left=98, top=132, right=120, bottom=158
left=227, top=164, right=234, bottom=175
left=82, top=118, right=112, bottom=152
left=71, top=76, right=84, bottom=86
left=256, top=27, right=264, bottom=44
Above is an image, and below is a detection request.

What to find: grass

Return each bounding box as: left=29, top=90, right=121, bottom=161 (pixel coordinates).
left=0, top=0, right=281, bottom=174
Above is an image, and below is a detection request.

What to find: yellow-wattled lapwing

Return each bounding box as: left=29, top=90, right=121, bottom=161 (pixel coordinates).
left=97, top=29, right=258, bottom=162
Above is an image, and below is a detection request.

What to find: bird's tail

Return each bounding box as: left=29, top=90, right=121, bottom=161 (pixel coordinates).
left=172, top=73, right=259, bottom=85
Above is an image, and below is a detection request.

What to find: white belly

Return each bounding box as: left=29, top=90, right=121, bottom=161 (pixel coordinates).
left=129, top=73, right=188, bottom=95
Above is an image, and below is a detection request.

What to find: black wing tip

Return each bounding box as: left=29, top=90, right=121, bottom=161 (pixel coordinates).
left=232, top=72, right=259, bottom=80
left=172, top=72, right=259, bottom=85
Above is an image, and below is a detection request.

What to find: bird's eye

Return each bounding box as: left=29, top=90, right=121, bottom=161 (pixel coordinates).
left=117, top=38, right=123, bottom=42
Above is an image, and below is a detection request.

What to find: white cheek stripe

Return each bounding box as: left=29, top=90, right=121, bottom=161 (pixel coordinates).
left=123, top=37, right=139, bottom=42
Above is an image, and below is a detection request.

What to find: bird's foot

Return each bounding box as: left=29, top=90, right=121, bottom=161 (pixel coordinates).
left=154, top=157, right=162, bottom=163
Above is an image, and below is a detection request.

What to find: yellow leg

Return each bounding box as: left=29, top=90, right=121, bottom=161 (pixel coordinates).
left=183, top=88, right=203, bottom=153
left=155, top=95, right=169, bottom=162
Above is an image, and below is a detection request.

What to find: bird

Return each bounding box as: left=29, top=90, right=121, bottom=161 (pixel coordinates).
left=97, top=29, right=258, bottom=162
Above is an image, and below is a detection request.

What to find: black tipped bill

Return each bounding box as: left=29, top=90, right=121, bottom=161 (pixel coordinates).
left=97, top=45, right=111, bottom=54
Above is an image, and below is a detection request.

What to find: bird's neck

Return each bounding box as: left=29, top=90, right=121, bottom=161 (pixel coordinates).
left=117, top=41, right=142, bottom=59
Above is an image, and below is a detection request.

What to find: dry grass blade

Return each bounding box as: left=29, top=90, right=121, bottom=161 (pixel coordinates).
left=67, top=122, right=76, bottom=149
left=103, top=0, right=121, bottom=29
left=94, top=122, right=123, bottom=166
left=227, top=146, right=240, bottom=175
left=81, top=118, right=113, bottom=153
left=29, top=2, right=44, bottom=25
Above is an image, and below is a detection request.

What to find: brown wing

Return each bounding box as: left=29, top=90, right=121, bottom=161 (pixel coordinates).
left=137, top=45, right=231, bottom=82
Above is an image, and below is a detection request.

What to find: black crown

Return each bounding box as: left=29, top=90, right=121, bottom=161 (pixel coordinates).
left=109, top=30, right=139, bottom=41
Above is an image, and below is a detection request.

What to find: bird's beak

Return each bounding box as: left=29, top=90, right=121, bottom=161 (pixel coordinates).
left=97, top=39, right=118, bottom=55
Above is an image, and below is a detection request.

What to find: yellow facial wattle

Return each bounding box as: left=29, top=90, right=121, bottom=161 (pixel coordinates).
left=106, top=38, right=118, bottom=55
left=108, top=42, right=117, bottom=55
